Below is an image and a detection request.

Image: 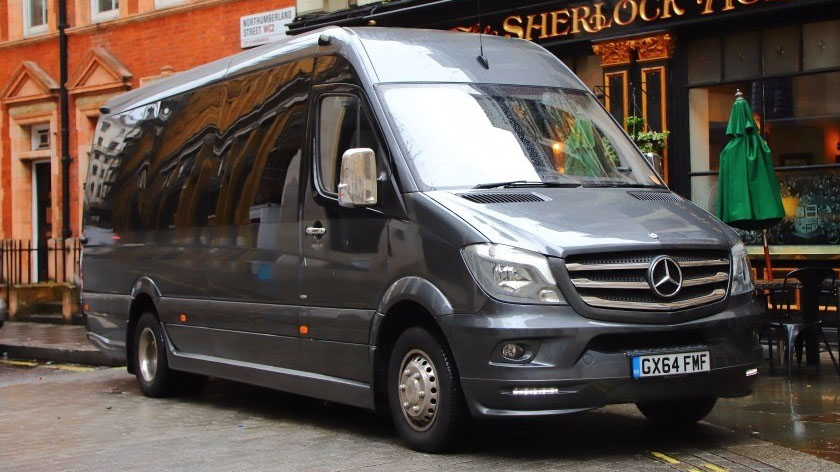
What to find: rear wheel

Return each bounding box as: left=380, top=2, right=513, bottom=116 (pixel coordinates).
left=387, top=326, right=467, bottom=453
left=133, top=312, right=207, bottom=397
left=636, top=396, right=717, bottom=428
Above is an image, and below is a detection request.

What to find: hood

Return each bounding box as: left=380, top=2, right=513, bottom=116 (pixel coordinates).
left=425, top=188, right=738, bottom=258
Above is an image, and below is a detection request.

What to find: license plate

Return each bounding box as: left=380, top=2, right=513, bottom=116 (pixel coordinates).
left=631, top=351, right=710, bottom=379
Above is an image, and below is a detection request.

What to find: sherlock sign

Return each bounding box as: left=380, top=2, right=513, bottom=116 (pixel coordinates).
left=241, top=7, right=296, bottom=48
left=453, top=0, right=800, bottom=42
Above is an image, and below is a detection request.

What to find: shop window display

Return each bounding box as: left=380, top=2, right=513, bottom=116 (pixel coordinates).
left=689, top=22, right=840, bottom=247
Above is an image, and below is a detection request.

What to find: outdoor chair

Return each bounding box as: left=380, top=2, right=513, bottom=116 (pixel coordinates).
left=762, top=267, right=840, bottom=381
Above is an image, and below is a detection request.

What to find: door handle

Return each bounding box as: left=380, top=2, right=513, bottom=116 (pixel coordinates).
left=305, top=226, right=326, bottom=236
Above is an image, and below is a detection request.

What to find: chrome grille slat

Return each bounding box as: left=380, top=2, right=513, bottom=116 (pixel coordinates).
left=564, top=250, right=730, bottom=311
left=682, top=272, right=729, bottom=287
left=580, top=289, right=727, bottom=311
left=572, top=272, right=728, bottom=290
left=566, top=258, right=728, bottom=272
left=679, top=259, right=729, bottom=268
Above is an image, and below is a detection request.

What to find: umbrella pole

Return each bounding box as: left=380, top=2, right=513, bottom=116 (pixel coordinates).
left=763, top=229, right=773, bottom=281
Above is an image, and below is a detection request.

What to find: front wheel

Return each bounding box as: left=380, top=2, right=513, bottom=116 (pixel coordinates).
left=636, top=396, right=717, bottom=428
left=387, top=326, right=467, bottom=453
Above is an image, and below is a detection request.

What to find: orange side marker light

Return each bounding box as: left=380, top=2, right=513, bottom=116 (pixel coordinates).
left=179, top=313, right=187, bottom=323
left=299, top=325, right=309, bottom=335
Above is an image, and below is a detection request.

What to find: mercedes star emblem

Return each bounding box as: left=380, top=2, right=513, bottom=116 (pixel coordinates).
left=647, top=255, right=683, bottom=298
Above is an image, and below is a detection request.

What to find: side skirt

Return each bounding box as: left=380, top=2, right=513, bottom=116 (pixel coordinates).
left=161, top=325, right=375, bottom=410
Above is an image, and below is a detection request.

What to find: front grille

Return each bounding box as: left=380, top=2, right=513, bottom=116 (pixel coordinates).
left=565, top=250, right=730, bottom=311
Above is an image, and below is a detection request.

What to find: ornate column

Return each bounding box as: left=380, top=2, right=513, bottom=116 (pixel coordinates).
left=593, top=32, right=677, bottom=182
left=592, top=39, right=636, bottom=127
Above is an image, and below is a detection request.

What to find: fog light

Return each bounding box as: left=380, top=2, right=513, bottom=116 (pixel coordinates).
left=512, top=387, right=560, bottom=396
left=538, top=289, right=561, bottom=303
left=746, top=368, right=759, bottom=377
left=501, top=343, right=525, bottom=360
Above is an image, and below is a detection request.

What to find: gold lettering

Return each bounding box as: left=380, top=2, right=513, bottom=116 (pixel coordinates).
left=571, top=6, right=596, bottom=34
left=660, top=0, right=685, bottom=19
left=550, top=10, right=571, bottom=37
left=639, top=0, right=661, bottom=21
left=699, top=0, right=737, bottom=14
left=525, top=12, right=550, bottom=40
left=739, top=0, right=758, bottom=4
left=590, top=3, right=609, bottom=32
left=613, top=0, right=638, bottom=26
left=502, top=15, right=524, bottom=39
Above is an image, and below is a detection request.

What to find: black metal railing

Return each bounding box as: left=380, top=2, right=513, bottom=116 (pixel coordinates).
left=0, top=238, right=81, bottom=287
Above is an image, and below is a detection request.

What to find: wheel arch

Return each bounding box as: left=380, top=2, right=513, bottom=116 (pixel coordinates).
left=370, top=277, right=455, bottom=412
left=126, top=277, right=162, bottom=374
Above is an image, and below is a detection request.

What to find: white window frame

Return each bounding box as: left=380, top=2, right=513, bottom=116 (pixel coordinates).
left=30, top=124, right=51, bottom=152
left=23, top=0, right=48, bottom=37
left=91, top=0, right=120, bottom=22
left=154, top=0, right=186, bottom=9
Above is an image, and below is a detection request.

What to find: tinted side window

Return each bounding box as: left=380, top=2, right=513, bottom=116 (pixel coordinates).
left=318, top=95, right=384, bottom=194
left=212, top=58, right=313, bottom=239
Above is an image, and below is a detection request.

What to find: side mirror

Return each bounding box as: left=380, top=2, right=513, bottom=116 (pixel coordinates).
left=338, top=148, right=378, bottom=208
left=644, top=152, right=664, bottom=176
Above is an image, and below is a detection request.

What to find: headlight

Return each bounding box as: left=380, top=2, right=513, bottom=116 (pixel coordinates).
left=730, top=242, right=754, bottom=295
left=461, top=244, right=565, bottom=305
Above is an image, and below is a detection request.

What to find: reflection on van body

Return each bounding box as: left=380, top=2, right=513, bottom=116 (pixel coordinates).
left=83, top=27, right=761, bottom=453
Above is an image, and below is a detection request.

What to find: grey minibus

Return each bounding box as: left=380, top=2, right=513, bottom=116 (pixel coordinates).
left=82, top=27, right=762, bottom=452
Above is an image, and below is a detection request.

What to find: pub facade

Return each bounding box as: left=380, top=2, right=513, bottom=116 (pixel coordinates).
left=290, top=0, right=840, bottom=269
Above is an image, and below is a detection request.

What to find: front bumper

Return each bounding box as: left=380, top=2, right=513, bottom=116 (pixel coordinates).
left=438, top=294, right=762, bottom=417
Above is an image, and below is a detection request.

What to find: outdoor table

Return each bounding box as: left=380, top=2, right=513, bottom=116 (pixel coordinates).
left=754, top=278, right=839, bottom=368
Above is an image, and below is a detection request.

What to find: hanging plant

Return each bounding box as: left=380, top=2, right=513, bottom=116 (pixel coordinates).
left=625, top=115, right=670, bottom=155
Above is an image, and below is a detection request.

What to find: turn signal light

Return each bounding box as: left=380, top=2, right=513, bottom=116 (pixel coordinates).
left=299, top=325, right=309, bottom=335
left=179, top=313, right=187, bottom=322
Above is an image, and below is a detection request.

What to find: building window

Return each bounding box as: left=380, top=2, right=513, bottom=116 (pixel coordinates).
left=688, top=21, right=840, bottom=247
left=154, top=0, right=185, bottom=9
left=23, top=0, right=48, bottom=37
left=92, top=0, right=119, bottom=22
left=30, top=124, right=50, bottom=151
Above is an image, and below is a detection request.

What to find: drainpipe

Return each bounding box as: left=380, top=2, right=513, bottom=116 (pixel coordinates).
left=59, top=0, right=71, bottom=239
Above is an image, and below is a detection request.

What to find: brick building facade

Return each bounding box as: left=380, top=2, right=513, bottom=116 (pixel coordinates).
left=0, top=0, right=294, bottom=261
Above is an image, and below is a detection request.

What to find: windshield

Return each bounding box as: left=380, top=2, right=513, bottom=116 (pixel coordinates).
left=378, top=84, right=663, bottom=190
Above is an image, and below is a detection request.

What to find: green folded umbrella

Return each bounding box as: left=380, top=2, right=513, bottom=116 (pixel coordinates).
left=716, top=91, right=785, bottom=230
left=716, top=90, right=785, bottom=280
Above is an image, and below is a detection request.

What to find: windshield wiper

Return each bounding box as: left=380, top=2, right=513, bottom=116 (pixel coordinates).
left=472, top=180, right=581, bottom=189
left=580, top=182, right=663, bottom=188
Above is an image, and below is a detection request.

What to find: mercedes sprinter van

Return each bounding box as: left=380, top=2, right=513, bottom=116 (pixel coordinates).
left=82, top=27, right=762, bottom=452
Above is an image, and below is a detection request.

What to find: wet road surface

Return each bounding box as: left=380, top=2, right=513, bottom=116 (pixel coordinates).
left=1, top=361, right=837, bottom=472
left=708, top=359, right=840, bottom=464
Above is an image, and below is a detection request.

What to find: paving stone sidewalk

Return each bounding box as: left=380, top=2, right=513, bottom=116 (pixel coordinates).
left=0, top=321, right=121, bottom=366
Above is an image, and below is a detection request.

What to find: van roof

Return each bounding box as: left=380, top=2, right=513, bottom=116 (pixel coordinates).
left=103, top=26, right=586, bottom=116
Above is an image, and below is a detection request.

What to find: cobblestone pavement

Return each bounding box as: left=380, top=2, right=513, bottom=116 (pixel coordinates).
left=0, top=363, right=836, bottom=472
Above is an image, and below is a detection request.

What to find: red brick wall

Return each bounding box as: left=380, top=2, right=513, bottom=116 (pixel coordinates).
left=1, top=0, right=295, bottom=237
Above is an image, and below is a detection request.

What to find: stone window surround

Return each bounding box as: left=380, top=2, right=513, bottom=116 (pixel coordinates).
left=22, top=0, right=49, bottom=37
left=91, top=0, right=121, bottom=23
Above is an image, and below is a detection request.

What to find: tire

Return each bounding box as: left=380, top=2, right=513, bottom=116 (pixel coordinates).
left=132, top=312, right=207, bottom=397
left=636, top=396, right=717, bottom=428
left=387, top=326, right=467, bottom=453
